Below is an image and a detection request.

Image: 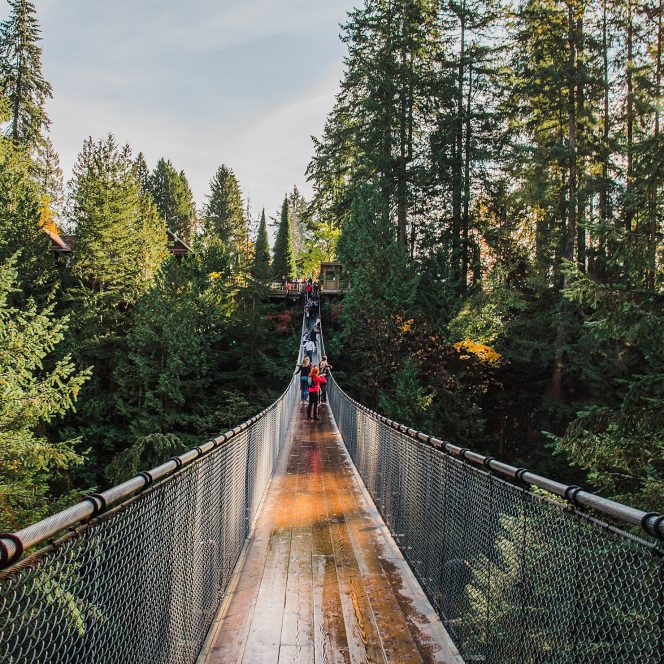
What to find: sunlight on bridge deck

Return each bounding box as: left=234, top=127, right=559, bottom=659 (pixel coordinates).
left=199, top=400, right=462, bottom=664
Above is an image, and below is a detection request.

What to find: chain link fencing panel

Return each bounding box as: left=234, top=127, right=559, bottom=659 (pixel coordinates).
left=327, top=377, right=663, bottom=664
left=0, top=375, right=299, bottom=664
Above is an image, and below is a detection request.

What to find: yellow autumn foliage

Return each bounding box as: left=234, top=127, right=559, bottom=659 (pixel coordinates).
left=38, top=195, right=59, bottom=234
left=209, top=271, right=221, bottom=281
left=454, top=339, right=502, bottom=365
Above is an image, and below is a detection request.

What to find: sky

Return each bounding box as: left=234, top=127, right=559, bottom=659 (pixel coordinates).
left=17, top=0, right=356, bottom=221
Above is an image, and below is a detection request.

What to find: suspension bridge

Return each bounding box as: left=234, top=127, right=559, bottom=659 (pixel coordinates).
left=0, top=311, right=662, bottom=663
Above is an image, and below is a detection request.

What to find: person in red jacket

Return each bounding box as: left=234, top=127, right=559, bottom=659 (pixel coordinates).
left=307, top=366, right=327, bottom=421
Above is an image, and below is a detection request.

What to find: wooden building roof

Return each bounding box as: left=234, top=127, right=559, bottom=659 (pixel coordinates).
left=42, top=227, right=193, bottom=257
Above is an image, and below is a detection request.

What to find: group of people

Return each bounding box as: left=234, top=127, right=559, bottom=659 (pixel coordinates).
left=281, top=276, right=321, bottom=300
left=302, top=323, right=320, bottom=361
left=295, top=333, right=332, bottom=421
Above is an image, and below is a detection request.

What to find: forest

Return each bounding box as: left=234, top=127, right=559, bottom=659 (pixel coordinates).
left=0, top=0, right=662, bottom=535
left=311, top=0, right=663, bottom=514
left=0, top=1, right=319, bottom=531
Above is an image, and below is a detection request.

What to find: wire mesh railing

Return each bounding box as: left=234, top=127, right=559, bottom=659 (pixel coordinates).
left=326, top=377, right=663, bottom=664
left=0, top=320, right=305, bottom=664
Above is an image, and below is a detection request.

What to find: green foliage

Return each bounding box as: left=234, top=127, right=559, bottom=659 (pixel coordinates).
left=106, top=433, right=186, bottom=485
left=0, top=257, right=90, bottom=530
left=251, top=209, right=271, bottom=280
left=272, top=196, right=296, bottom=279
left=69, top=134, right=168, bottom=321
left=0, top=0, right=52, bottom=146
left=312, top=0, right=664, bottom=515
left=112, top=251, right=235, bottom=447
left=63, top=134, right=168, bottom=481
left=31, top=136, right=64, bottom=220
left=549, top=268, right=664, bottom=510
left=297, top=219, right=340, bottom=278
left=148, top=158, right=196, bottom=242
left=204, top=164, right=247, bottom=264
left=0, top=98, right=55, bottom=301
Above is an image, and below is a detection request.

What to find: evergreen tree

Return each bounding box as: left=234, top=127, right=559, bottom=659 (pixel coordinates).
left=251, top=208, right=271, bottom=280
left=134, top=152, right=151, bottom=195
left=65, top=134, right=168, bottom=481
left=0, top=0, right=52, bottom=146
left=32, top=135, right=64, bottom=219
left=272, top=196, right=296, bottom=279
left=69, top=134, right=168, bottom=319
left=0, top=96, right=54, bottom=301
left=112, top=253, right=234, bottom=451
left=288, top=185, right=310, bottom=256
left=0, top=256, right=90, bottom=530
left=204, top=164, right=247, bottom=263
left=148, top=158, right=196, bottom=241
left=308, top=0, right=443, bottom=246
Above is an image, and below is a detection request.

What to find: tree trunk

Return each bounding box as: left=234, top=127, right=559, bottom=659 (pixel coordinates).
left=625, top=0, right=635, bottom=233
left=451, top=9, right=466, bottom=290
left=552, top=1, right=579, bottom=402
left=575, top=9, right=586, bottom=273
left=11, top=53, right=23, bottom=142
left=596, top=0, right=610, bottom=279
left=563, top=2, right=577, bottom=281
left=646, top=0, right=662, bottom=289
left=461, top=62, right=473, bottom=292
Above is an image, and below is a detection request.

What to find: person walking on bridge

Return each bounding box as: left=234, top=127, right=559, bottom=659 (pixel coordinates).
left=318, top=356, right=332, bottom=404
left=294, top=357, right=311, bottom=404
left=307, top=366, right=327, bottom=421
left=303, top=338, right=316, bottom=362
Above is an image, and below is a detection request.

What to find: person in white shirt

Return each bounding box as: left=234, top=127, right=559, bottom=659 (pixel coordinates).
left=304, top=339, right=316, bottom=361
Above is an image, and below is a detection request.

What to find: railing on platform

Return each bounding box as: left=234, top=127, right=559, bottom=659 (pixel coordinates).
left=326, top=376, right=663, bottom=663
left=0, top=322, right=305, bottom=664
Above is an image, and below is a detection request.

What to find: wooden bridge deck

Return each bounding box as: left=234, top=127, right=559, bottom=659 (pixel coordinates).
left=199, top=399, right=462, bottom=663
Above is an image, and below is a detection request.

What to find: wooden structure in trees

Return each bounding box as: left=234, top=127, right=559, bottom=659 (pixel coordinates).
left=320, top=261, right=346, bottom=294
left=42, top=227, right=193, bottom=259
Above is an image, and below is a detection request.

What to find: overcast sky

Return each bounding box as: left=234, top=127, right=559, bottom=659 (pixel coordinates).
left=18, top=0, right=356, bottom=221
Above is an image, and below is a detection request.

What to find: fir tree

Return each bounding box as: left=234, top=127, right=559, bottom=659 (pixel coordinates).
left=251, top=208, right=271, bottom=280
left=69, top=134, right=168, bottom=327
left=148, top=158, right=196, bottom=241
left=0, top=0, right=52, bottom=146
left=288, top=185, right=309, bottom=256
left=32, top=135, right=64, bottom=219
left=65, top=134, right=168, bottom=481
left=134, top=152, right=151, bottom=195
left=204, top=164, right=247, bottom=263
left=0, top=256, right=90, bottom=530
left=272, top=196, right=296, bottom=279
left=0, top=96, right=53, bottom=301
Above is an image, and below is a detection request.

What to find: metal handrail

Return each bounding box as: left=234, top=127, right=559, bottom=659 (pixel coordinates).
left=317, top=317, right=663, bottom=542
left=0, top=310, right=308, bottom=570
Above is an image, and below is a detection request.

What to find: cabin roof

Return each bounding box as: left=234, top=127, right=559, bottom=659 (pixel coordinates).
left=41, top=226, right=193, bottom=257
left=43, top=227, right=73, bottom=253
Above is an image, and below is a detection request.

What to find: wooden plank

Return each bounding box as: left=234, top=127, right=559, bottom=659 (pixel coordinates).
left=318, top=431, right=385, bottom=664
left=332, top=425, right=464, bottom=664
left=312, top=554, right=350, bottom=664
left=279, top=644, right=315, bottom=664
left=241, top=521, right=292, bottom=662
left=308, top=421, right=350, bottom=664
left=281, top=436, right=314, bottom=649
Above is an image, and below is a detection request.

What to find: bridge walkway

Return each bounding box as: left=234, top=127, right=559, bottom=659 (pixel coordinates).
left=199, top=396, right=461, bottom=664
